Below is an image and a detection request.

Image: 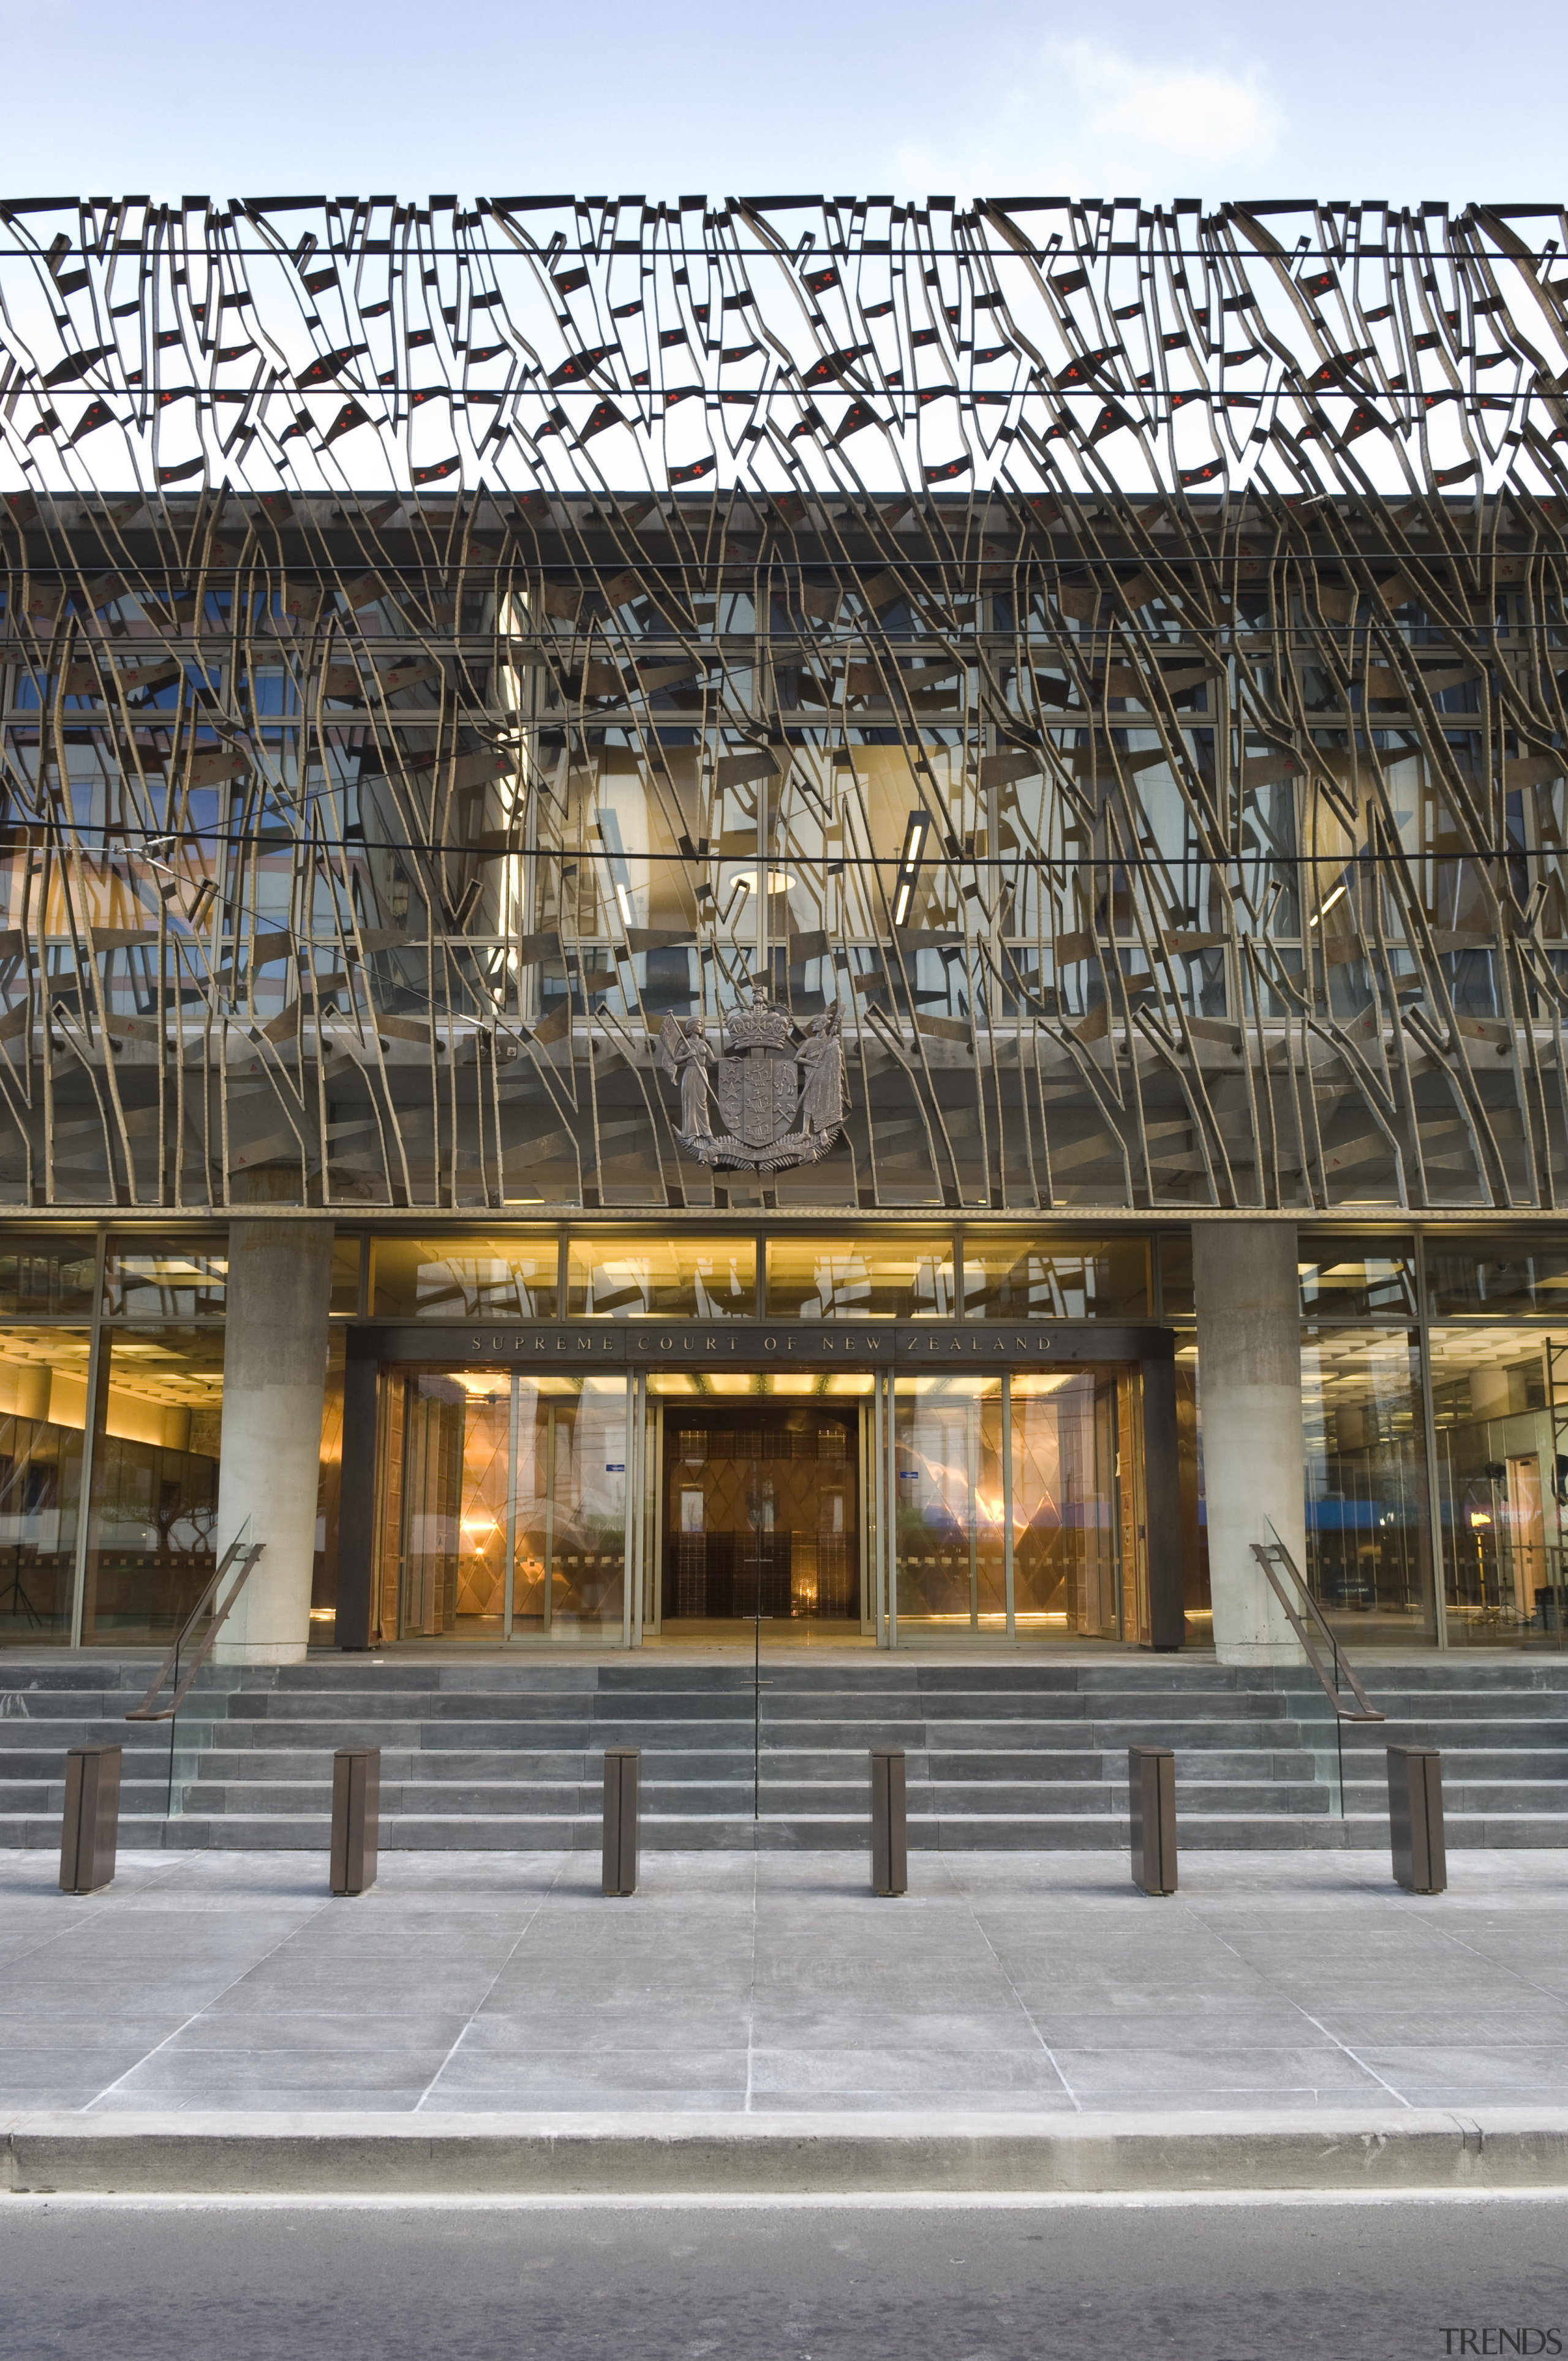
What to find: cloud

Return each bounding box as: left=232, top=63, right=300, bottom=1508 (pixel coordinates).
left=893, top=35, right=1283, bottom=198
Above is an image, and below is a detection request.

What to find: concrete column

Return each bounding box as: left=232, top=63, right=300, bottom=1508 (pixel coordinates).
left=1193, top=1222, right=1306, bottom=1666
left=213, top=1219, right=334, bottom=1665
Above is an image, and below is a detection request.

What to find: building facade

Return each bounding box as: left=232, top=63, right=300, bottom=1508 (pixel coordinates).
left=0, top=192, right=1566, bottom=1663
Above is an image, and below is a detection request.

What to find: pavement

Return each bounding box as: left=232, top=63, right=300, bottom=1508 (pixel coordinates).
left=9, top=1845, right=1568, bottom=2191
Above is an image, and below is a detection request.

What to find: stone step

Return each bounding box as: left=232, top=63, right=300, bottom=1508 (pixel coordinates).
left=1340, top=1776, right=1568, bottom=1809
left=189, top=1716, right=1258, bottom=1752
left=177, top=1741, right=1327, bottom=1782
left=3, top=1748, right=1546, bottom=1799
left=9, top=1806, right=1555, bottom=1854
left=6, top=1797, right=1566, bottom=1853
left=175, top=1773, right=1332, bottom=1816
left=0, top=1728, right=216, bottom=1750
left=1338, top=1723, right=1568, bottom=1750
left=218, top=1685, right=1295, bottom=1722
left=1363, top=1705, right=1568, bottom=1723
left=4, top=1651, right=1567, bottom=1854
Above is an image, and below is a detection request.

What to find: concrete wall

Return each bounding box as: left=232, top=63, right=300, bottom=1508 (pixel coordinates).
left=1193, top=1222, right=1307, bottom=1666
left=213, top=1220, right=334, bottom=1665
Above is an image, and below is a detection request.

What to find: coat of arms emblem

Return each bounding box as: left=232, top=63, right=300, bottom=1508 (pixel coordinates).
left=655, top=995, right=845, bottom=1171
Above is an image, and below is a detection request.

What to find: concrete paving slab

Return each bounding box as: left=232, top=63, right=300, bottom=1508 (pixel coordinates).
left=2, top=1846, right=1568, bottom=2188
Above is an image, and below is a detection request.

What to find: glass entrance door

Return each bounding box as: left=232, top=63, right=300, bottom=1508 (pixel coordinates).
left=891, top=1368, right=1126, bottom=1639
left=377, top=1359, right=1138, bottom=1647
left=658, top=1403, right=861, bottom=1631
left=392, top=1370, right=629, bottom=1641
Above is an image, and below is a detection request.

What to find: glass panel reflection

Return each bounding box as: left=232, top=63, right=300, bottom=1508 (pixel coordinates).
left=373, top=1236, right=559, bottom=1320
left=0, top=1241, right=96, bottom=1318
left=1299, top=1242, right=1417, bottom=1324
left=521, top=1377, right=627, bottom=1636
left=894, top=1377, right=1007, bottom=1632
left=567, top=1236, right=755, bottom=1318
left=1011, top=1372, right=1121, bottom=1636
left=104, top=1244, right=227, bottom=1320
left=962, top=1236, right=1148, bottom=1320
left=894, top=1370, right=1125, bottom=1639
left=767, top=1234, right=956, bottom=1319
left=311, top=1330, right=344, bottom=1644
left=396, top=1370, right=627, bottom=1640
left=399, top=1373, right=509, bottom=1638
left=1300, top=1330, right=1434, bottom=1641
left=1425, top=1239, right=1568, bottom=1321
left=1430, top=1329, right=1560, bottom=1644
left=82, top=1327, right=223, bottom=1645
left=0, top=1329, right=91, bottom=1645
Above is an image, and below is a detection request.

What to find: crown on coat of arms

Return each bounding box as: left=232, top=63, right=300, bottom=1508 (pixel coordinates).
left=725, top=994, right=796, bottom=1053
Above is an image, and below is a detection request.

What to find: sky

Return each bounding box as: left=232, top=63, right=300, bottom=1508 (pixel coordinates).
left=0, top=0, right=1561, bottom=205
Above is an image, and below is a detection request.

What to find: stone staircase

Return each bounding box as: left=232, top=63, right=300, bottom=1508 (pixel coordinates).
left=2, top=1652, right=1567, bottom=1852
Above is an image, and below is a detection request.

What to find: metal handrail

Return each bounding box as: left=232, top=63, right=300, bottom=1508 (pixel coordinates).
left=124, top=1524, right=266, bottom=1724
left=1250, top=1521, right=1385, bottom=1724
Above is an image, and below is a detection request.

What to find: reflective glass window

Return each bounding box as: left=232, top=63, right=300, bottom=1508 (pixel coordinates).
left=894, top=1376, right=1006, bottom=1632
left=81, top=1326, right=224, bottom=1645
left=1010, top=1370, right=1121, bottom=1636
left=311, top=1328, right=345, bottom=1642
left=1174, top=1341, right=1210, bottom=1643
left=962, top=1236, right=1147, bottom=1320
left=394, top=1370, right=627, bottom=1641
left=1429, top=1328, right=1560, bottom=1645
left=104, top=1243, right=226, bottom=1320
left=0, top=1329, right=92, bottom=1645
left=1299, top=1241, right=1417, bottom=1324
left=373, top=1236, right=559, bottom=1320
left=1425, top=1241, right=1568, bottom=1320
left=567, top=1236, right=755, bottom=1318
left=1300, top=1329, right=1434, bottom=1641
left=1159, top=1232, right=1194, bottom=1321
left=0, top=1241, right=96, bottom=1318
left=767, top=1234, right=956, bottom=1320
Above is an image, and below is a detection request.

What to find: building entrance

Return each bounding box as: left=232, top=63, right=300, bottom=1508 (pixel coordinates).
left=339, top=1318, right=1184, bottom=1651
left=660, top=1404, right=862, bottom=1631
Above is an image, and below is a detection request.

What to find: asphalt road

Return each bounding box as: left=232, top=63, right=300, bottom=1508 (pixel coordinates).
left=3, top=2193, right=1565, bottom=2360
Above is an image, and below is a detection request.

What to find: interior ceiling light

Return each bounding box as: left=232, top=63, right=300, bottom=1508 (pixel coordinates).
left=891, top=810, right=930, bottom=928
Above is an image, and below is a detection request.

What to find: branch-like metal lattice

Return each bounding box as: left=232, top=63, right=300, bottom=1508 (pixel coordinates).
left=0, top=195, right=1566, bottom=1212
